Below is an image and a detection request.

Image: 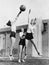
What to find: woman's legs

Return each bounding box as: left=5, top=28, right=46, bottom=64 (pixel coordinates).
left=24, top=39, right=28, bottom=59
left=23, top=46, right=26, bottom=56
left=9, top=37, right=16, bottom=60
left=31, top=39, right=40, bottom=55
left=23, top=46, right=27, bottom=60
left=18, top=45, right=23, bottom=63
left=10, top=37, right=16, bottom=55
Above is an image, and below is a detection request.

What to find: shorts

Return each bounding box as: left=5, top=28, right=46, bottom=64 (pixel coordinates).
left=19, top=39, right=25, bottom=47
left=25, top=33, right=33, bottom=40
left=10, top=31, right=16, bottom=38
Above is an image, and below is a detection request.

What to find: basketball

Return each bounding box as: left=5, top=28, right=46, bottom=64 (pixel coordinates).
left=20, top=5, right=26, bottom=11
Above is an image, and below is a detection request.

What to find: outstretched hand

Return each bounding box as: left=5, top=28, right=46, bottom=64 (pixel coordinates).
left=29, top=9, right=31, bottom=14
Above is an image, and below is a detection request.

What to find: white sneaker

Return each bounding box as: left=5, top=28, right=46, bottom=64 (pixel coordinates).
left=18, top=59, right=21, bottom=63
left=9, top=55, right=14, bottom=60
left=22, top=59, right=25, bottom=62
left=24, top=55, right=27, bottom=59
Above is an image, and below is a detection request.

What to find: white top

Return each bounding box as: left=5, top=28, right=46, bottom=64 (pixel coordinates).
left=10, top=17, right=18, bottom=32
left=19, top=32, right=23, bottom=37
left=11, top=22, right=16, bottom=32
left=27, top=23, right=36, bottom=33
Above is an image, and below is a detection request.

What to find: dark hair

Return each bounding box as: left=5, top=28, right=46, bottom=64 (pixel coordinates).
left=34, top=18, right=36, bottom=21
left=6, top=20, right=11, bottom=26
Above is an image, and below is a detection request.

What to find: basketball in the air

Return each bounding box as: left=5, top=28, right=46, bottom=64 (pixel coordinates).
left=20, top=5, right=26, bottom=11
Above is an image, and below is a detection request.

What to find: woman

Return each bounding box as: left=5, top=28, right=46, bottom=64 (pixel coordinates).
left=18, top=28, right=26, bottom=63
left=6, top=5, right=26, bottom=60
left=9, top=22, right=17, bottom=60
left=24, top=9, right=40, bottom=59
left=6, top=15, right=19, bottom=60
left=6, top=20, right=17, bottom=60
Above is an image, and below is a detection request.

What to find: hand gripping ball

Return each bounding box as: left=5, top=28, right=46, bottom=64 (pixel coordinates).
left=20, top=5, right=26, bottom=11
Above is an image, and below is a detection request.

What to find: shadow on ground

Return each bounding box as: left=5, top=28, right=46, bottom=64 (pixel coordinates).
left=0, top=56, right=49, bottom=65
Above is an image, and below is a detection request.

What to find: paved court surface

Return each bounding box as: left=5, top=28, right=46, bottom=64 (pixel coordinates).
left=0, top=59, right=49, bottom=65
left=0, top=56, right=49, bottom=65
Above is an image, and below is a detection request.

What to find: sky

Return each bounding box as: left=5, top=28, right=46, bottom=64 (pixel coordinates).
left=0, top=0, right=49, bottom=28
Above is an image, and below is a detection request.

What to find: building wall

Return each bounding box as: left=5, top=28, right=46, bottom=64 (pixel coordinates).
left=42, top=22, right=48, bottom=57
left=0, top=20, right=49, bottom=57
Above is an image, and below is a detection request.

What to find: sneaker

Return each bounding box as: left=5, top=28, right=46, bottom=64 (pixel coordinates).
left=9, top=55, right=14, bottom=60
left=24, top=55, right=27, bottom=59
left=18, top=59, right=21, bottom=63
left=22, top=59, right=25, bottom=62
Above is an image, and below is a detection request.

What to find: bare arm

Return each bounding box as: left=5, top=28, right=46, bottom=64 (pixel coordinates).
left=28, top=9, right=31, bottom=24
left=12, top=11, right=22, bottom=24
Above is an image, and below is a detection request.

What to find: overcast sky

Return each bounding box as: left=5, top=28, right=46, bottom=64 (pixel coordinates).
left=0, top=0, right=49, bottom=28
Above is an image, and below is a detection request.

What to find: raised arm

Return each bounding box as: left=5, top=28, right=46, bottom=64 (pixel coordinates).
left=14, top=11, right=22, bottom=22
left=13, top=5, right=26, bottom=23
left=28, top=9, right=31, bottom=24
